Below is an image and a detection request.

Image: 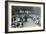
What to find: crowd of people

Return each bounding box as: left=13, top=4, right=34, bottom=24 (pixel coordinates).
left=11, top=14, right=41, bottom=28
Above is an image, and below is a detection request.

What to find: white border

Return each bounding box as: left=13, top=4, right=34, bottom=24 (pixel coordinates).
left=8, top=2, right=43, bottom=32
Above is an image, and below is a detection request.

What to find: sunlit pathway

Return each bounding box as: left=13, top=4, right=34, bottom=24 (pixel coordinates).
left=23, top=18, right=39, bottom=28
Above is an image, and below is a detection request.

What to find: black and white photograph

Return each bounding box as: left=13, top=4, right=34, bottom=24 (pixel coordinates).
left=11, top=6, right=41, bottom=28
left=5, top=1, right=45, bottom=32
